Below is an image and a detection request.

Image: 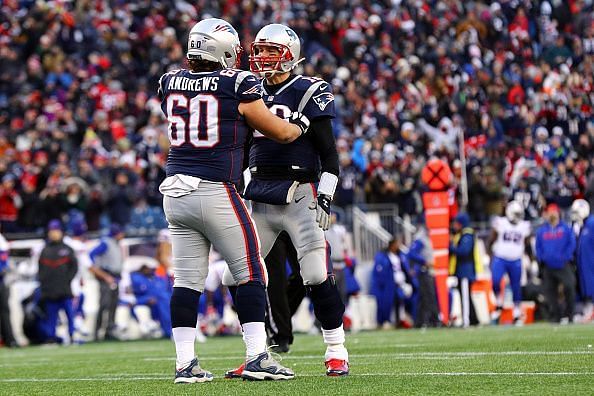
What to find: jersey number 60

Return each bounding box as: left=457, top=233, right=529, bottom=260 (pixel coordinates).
left=166, top=94, right=220, bottom=148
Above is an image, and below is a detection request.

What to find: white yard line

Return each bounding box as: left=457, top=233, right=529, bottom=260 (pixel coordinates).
left=141, top=350, right=593, bottom=361
left=1, top=372, right=593, bottom=382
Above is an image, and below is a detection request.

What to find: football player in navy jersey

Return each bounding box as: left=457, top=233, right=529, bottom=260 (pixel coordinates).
left=158, top=18, right=310, bottom=384
left=223, top=24, right=349, bottom=377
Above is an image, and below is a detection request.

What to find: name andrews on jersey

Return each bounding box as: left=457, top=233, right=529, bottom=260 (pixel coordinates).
left=167, top=75, right=219, bottom=92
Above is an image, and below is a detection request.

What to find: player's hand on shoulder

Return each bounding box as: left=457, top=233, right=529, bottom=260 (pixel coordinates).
left=316, top=193, right=331, bottom=231
left=287, top=112, right=310, bottom=135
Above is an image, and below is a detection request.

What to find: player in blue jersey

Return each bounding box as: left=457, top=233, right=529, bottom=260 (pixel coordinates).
left=158, top=18, right=310, bottom=384
left=223, top=24, right=349, bottom=377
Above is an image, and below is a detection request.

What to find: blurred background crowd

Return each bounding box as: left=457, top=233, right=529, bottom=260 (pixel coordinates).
left=0, top=0, right=593, bottom=235
left=0, top=0, right=594, bottom=346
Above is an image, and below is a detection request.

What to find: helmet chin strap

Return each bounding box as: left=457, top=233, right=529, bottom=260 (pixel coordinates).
left=262, top=70, right=277, bottom=79
left=265, top=57, right=305, bottom=78
left=291, top=57, right=306, bottom=69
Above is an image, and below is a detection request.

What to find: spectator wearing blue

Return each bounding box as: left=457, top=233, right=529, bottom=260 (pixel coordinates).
left=130, top=263, right=172, bottom=338
left=536, top=204, right=577, bottom=323
left=0, top=227, right=17, bottom=347
left=408, top=220, right=440, bottom=328
left=127, top=198, right=168, bottom=233
left=38, top=220, right=78, bottom=343
left=449, top=213, right=479, bottom=328
left=351, top=139, right=368, bottom=173
left=371, top=238, right=414, bottom=328
left=89, top=223, right=125, bottom=340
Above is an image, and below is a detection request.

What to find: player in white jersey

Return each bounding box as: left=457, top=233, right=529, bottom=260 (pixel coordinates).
left=487, top=201, right=532, bottom=324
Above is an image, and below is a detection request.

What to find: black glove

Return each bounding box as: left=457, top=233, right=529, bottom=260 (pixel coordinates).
left=316, top=194, right=331, bottom=230
left=287, top=112, right=310, bottom=135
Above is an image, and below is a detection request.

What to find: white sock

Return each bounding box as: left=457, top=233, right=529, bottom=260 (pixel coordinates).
left=172, top=327, right=196, bottom=369
left=496, top=294, right=504, bottom=308
left=513, top=304, right=521, bottom=319
left=461, top=278, right=470, bottom=328
left=242, top=322, right=267, bottom=358
left=322, top=325, right=348, bottom=361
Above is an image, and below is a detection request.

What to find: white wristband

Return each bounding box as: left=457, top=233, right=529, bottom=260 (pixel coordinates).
left=318, top=172, right=338, bottom=199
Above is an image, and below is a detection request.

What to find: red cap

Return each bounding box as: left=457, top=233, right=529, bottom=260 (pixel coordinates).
left=545, top=203, right=560, bottom=213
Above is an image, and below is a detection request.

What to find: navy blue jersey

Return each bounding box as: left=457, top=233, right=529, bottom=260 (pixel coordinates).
left=159, top=68, right=262, bottom=183
left=249, top=75, right=335, bottom=177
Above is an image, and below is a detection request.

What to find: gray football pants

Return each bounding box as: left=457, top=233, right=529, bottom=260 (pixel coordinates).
left=223, top=182, right=329, bottom=287
left=163, top=181, right=267, bottom=292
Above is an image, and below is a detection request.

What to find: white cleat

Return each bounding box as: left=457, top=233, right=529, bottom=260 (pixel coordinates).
left=241, top=352, right=295, bottom=381
left=174, top=358, right=213, bottom=384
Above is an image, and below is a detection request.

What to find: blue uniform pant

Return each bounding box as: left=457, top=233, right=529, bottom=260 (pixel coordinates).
left=374, top=289, right=395, bottom=325
left=577, top=259, right=594, bottom=300
left=491, top=257, right=522, bottom=303
left=43, top=298, right=74, bottom=340
left=150, top=297, right=172, bottom=338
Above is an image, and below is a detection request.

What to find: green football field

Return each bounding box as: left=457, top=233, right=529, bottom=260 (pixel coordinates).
left=1, top=324, right=593, bottom=395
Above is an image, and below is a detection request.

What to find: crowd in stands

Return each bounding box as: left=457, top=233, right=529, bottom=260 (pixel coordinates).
left=0, top=1, right=593, bottom=236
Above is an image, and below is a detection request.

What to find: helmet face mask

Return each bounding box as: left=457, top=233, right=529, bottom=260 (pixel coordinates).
left=249, top=24, right=302, bottom=78
left=249, top=42, right=293, bottom=76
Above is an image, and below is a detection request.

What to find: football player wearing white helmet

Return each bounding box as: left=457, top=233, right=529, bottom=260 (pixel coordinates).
left=487, top=201, right=532, bottom=324
left=222, top=23, right=349, bottom=377
left=570, top=199, right=590, bottom=233
left=572, top=199, right=594, bottom=322
left=159, top=18, right=307, bottom=384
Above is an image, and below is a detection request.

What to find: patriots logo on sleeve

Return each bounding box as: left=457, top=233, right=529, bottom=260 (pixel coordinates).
left=312, top=92, right=334, bottom=111
left=243, top=85, right=262, bottom=95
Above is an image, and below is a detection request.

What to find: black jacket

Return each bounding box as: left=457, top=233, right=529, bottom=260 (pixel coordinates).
left=38, top=240, right=78, bottom=300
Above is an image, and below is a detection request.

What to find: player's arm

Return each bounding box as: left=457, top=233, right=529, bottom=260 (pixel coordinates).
left=0, top=250, right=8, bottom=276
left=157, top=73, right=166, bottom=101
left=67, top=249, right=78, bottom=282
left=524, top=236, right=534, bottom=261
left=309, top=116, right=339, bottom=230
left=534, top=229, right=543, bottom=267
left=407, top=240, right=427, bottom=265
left=310, top=117, right=339, bottom=178
left=239, top=99, right=308, bottom=143
left=486, top=229, right=497, bottom=257
left=89, top=241, right=116, bottom=285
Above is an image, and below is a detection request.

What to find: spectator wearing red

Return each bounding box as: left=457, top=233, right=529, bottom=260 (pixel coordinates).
left=0, top=175, right=22, bottom=233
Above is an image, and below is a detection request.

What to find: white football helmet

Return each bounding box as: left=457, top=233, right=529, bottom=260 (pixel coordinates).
left=187, top=18, right=242, bottom=68
left=505, top=200, right=524, bottom=223
left=570, top=199, right=590, bottom=222
left=249, top=24, right=303, bottom=76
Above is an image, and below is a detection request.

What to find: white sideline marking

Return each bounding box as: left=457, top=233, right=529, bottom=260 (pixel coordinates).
left=4, top=350, right=590, bottom=365
left=1, top=372, right=593, bottom=382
